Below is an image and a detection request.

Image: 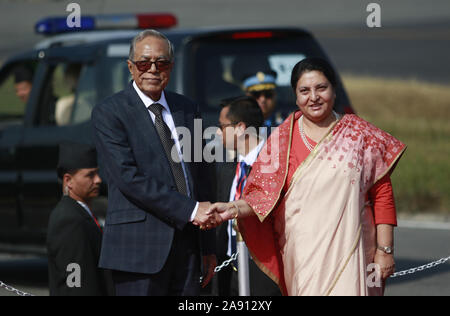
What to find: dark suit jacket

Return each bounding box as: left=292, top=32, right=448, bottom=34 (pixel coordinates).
left=91, top=82, right=215, bottom=275
left=46, top=196, right=114, bottom=296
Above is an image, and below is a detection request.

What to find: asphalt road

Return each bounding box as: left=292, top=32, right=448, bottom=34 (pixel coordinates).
left=1, top=222, right=449, bottom=296
left=385, top=223, right=450, bottom=296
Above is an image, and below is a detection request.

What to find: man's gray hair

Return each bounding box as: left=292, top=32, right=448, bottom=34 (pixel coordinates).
left=128, top=29, right=174, bottom=61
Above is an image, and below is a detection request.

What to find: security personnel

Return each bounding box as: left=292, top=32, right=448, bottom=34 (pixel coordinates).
left=13, top=65, right=33, bottom=103
left=242, top=70, right=283, bottom=129
left=46, top=142, right=113, bottom=296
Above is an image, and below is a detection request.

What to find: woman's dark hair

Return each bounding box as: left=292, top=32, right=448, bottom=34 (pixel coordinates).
left=226, top=96, right=264, bottom=129
left=290, top=57, right=337, bottom=92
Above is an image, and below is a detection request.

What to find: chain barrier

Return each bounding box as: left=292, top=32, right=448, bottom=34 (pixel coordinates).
left=1, top=254, right=449, bottom=296
left=389, top=255, right=450, bottom=278
left=0, top=280, right=34, bottom=296
left=214, top=251, right=239, bottom=273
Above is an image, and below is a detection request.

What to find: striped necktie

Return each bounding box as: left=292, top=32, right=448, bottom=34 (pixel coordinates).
left=234, top=161, right=250, bottom=201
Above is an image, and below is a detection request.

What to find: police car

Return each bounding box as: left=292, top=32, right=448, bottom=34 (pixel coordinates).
left=0, top=13, right=353, bottom=250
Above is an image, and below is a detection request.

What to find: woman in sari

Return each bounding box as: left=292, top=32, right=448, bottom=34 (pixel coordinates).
left=208, top=58, right=406, bottom=296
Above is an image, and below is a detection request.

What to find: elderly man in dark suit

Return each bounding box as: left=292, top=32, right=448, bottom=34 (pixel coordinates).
left=47, top=142, right=114, bottom=296
left=91, top=29, right=217, bottom=296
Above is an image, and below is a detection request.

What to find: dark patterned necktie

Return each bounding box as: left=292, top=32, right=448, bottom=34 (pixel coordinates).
left=148, top=103, right=188, bottom=195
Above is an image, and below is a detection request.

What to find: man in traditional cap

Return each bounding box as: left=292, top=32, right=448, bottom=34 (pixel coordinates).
left=14, top=65, right=33, bottom=103
left=46, top=142, right=114, bottom=296
left=243, top=70, right=283, bottom=129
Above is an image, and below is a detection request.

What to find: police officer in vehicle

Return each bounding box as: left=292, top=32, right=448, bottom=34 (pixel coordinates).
left=13, top=65, right=33, bottom=104
left=242, top=70, right=283, bottom=129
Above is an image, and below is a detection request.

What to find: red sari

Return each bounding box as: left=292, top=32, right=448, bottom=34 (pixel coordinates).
left=238, top=111, right=406, bottom=296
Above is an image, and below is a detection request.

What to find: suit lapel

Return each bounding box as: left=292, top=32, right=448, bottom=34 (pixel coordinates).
left=62, top=196, right=102, bottom=234
left=126, top=84, right=196, bottom=198
left=165, top=92, right=196, bottom=198
left=165, top=92, right=186, bottom=131
left=126, top=81, right=180, bottom=180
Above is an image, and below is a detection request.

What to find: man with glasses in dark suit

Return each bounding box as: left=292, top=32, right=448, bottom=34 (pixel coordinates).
left=214, top=96, right=281, bottom=296
left=92, top=29, right=217, bottom=296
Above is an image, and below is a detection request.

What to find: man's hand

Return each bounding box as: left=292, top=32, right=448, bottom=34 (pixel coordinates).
left=207, top=202, right=238, bottom=222
left=201, top=254, right=217, bottom=288
left=193, top=202, right=222, bottom=230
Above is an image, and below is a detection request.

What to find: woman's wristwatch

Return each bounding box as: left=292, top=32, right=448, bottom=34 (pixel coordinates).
left=377, top=245, right=394, bottom=254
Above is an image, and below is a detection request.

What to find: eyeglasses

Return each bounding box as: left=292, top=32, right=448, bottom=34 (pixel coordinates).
left=250, top=90, right=275, bottom=99
left=130, top=59, right=172, bottom=72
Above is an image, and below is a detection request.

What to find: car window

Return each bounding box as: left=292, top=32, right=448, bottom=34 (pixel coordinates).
left=70, top=62, right=96, bottom=125
left=70, top=58, right=131, bottom=125
left=34, top=62, right=76, bottom=126
left=50, top=63, right=82, bottom=126
left=37, top=57, right=131, bottom=127
left=95, top=55, right=132, bottom=102
left=189, top=36, right=323, bottom=112
left=0, top=63, right=36, bottom=128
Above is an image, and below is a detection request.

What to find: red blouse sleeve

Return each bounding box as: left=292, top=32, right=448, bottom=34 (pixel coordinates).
left=368, top=173, right=398, bottom=226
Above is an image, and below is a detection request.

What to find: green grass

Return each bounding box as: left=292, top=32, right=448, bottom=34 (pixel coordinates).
left=342, top=75, right=450, bottom=214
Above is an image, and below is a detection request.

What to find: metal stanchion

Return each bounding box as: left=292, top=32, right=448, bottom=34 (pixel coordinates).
left=236, top=231, right=250, bottom=296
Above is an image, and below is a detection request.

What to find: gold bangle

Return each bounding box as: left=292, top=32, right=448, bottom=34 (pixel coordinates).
left=232, top=202, right=240, bottom=219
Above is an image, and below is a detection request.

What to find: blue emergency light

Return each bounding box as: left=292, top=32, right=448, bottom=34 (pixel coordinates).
left=35, top=13, right=177, bottom=35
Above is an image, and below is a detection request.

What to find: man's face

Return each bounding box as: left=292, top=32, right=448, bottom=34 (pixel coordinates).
left=247, top=89, right=277, bottom=120
left=15, top=80, right=32, bottom=103
left=127, top=36, right=173, bottom=100
left=217, top=106, right=238, bottom=151
left=66, top=168, right=102, bottom=203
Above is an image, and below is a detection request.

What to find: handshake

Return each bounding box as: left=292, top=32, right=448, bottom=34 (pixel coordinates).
left=192, top=201, right=240, bottom=230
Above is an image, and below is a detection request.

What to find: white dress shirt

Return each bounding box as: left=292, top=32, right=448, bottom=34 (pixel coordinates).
left=133, top=82, right=199, bottom=221
left=228, top=139, right=266, bottom=202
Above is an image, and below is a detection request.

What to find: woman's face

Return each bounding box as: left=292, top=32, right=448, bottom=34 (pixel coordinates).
left=295, top=70, right=336, bottom=123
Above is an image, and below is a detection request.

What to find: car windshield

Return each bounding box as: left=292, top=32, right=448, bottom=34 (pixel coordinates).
left=186, top=34, right=331, bottom=125
left=55, top=34, right=348, bottom=127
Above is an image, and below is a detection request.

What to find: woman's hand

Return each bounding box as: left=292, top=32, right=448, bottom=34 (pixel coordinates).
left=207, top=200, right=256, bottom=228
left=375, top=224, right=395, bottom=280
left=374, top=250, right=396, bottom=280
left=207, top=202, right=237, bottom=222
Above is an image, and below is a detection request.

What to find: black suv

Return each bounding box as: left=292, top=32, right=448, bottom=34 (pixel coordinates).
left=0, top=13, right=353, bottom=251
